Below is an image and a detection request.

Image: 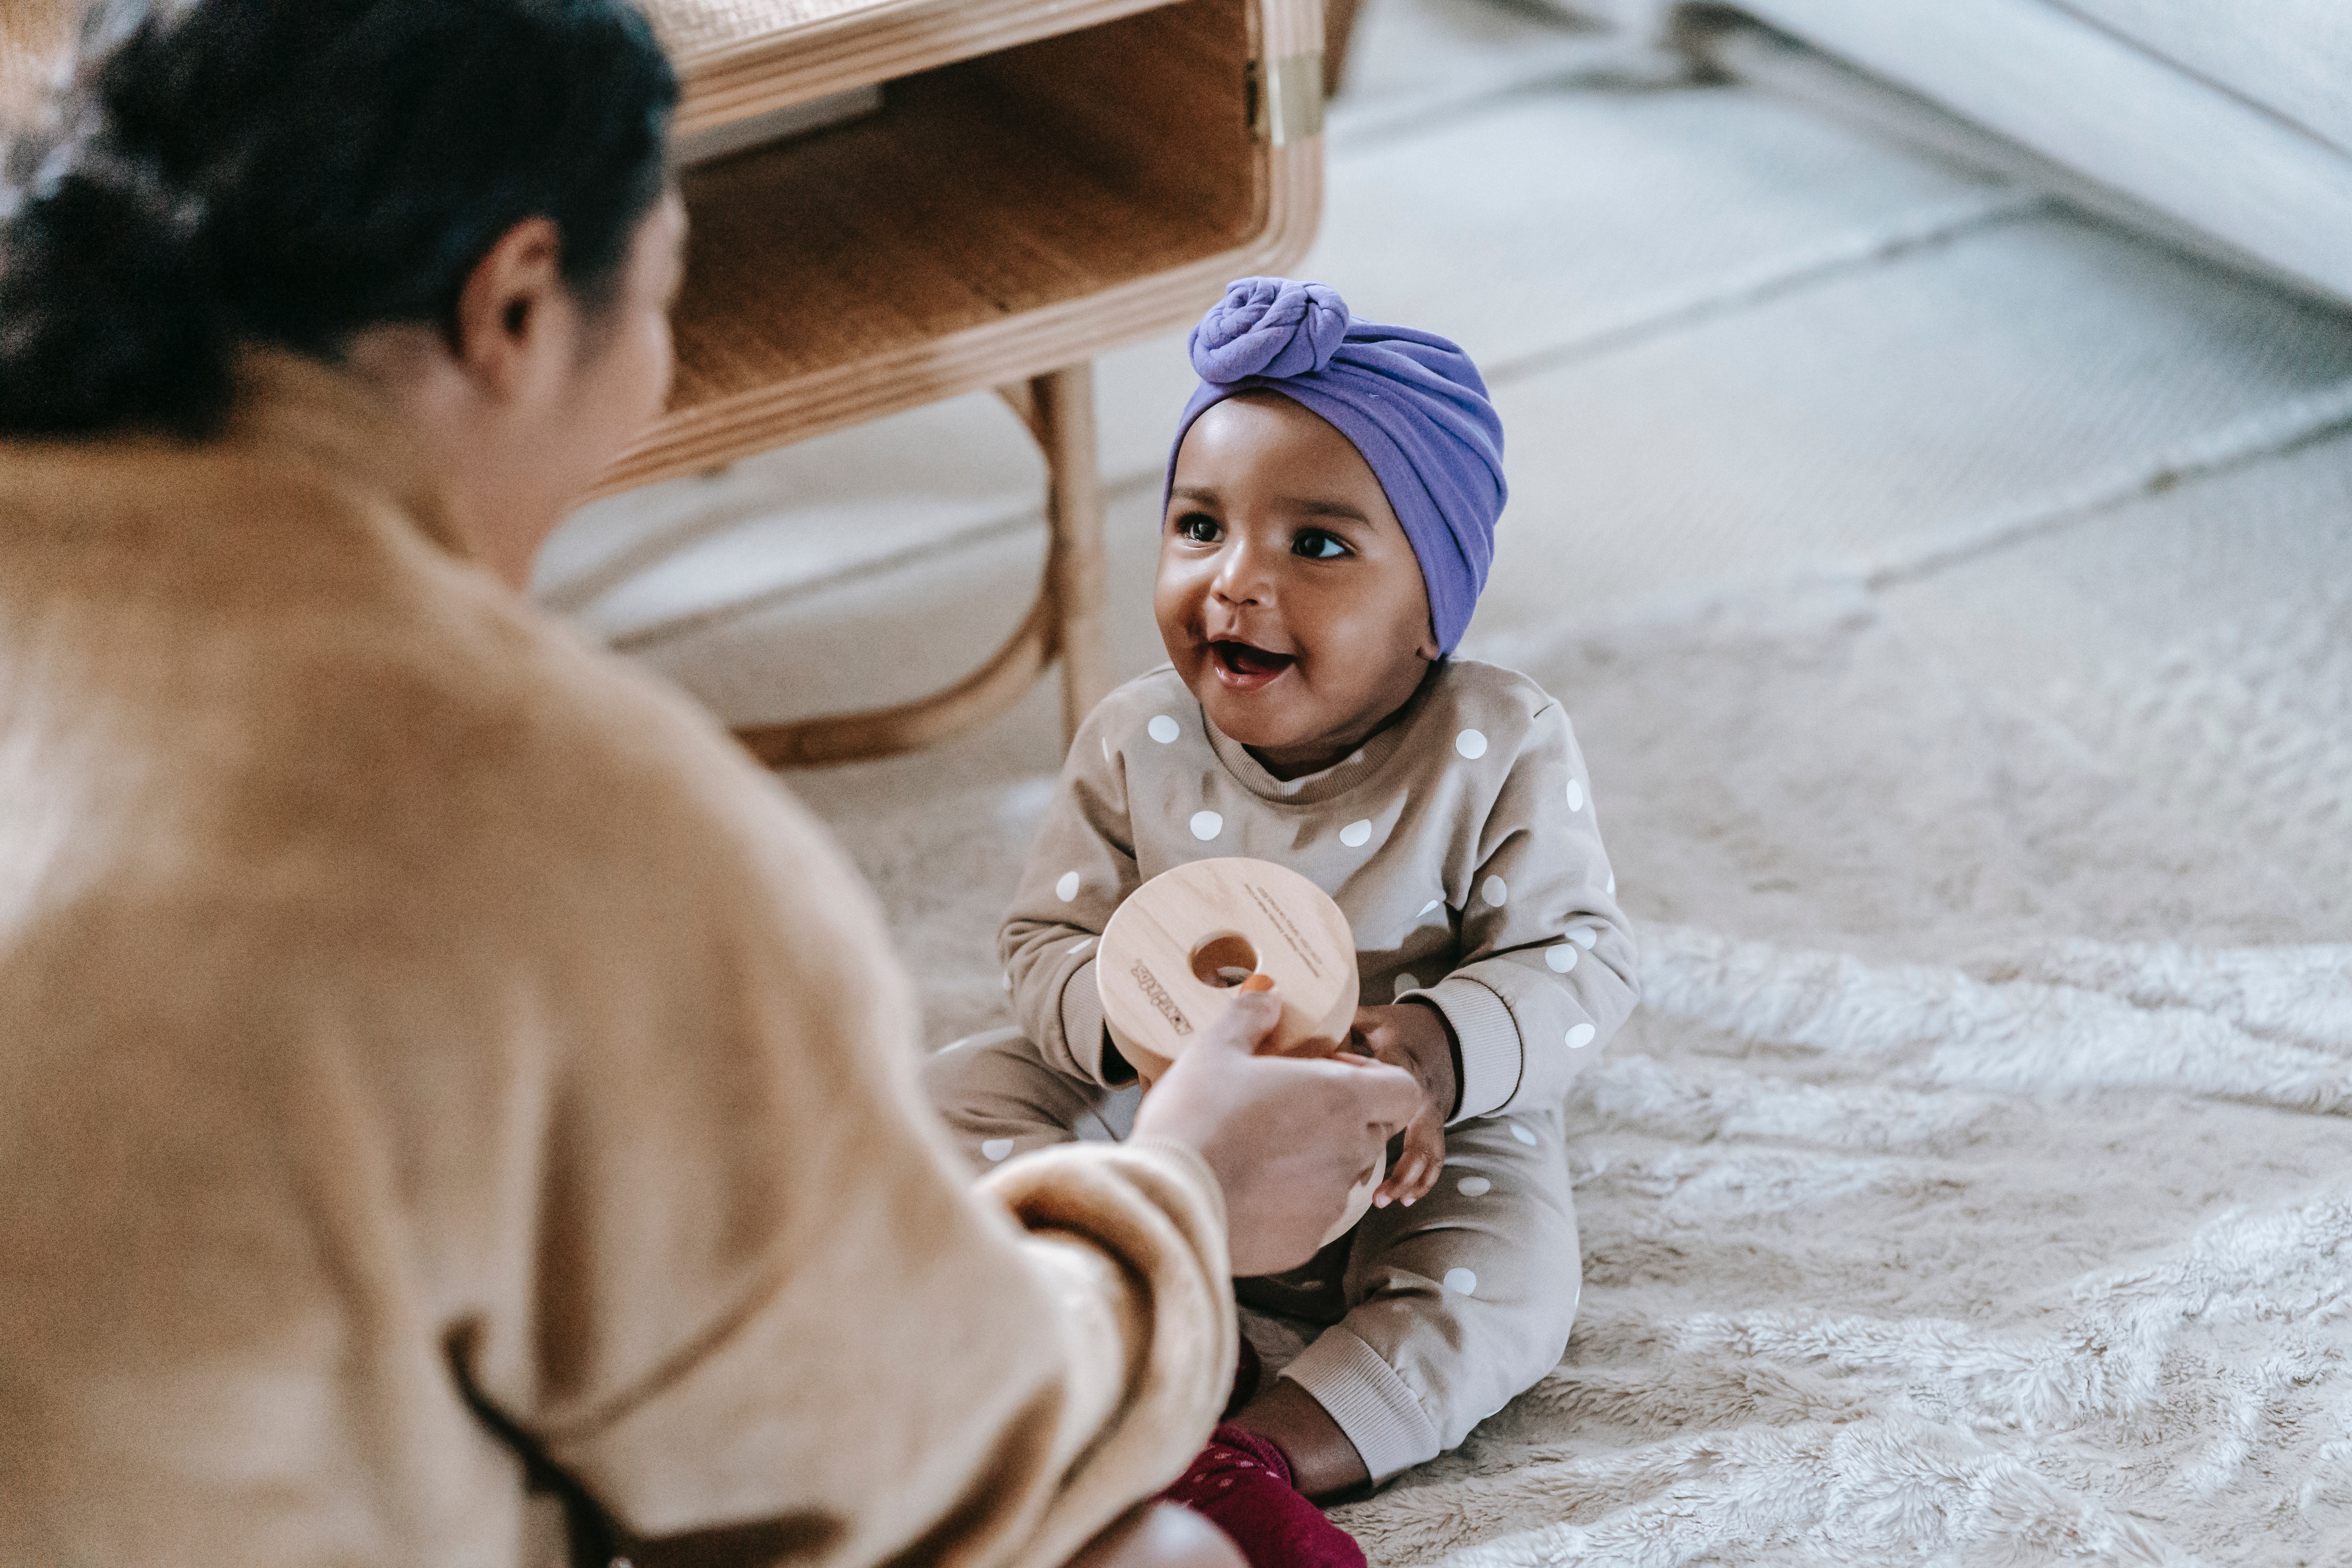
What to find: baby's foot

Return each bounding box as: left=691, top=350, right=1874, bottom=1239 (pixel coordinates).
left=1161, top=1425, right=1365, bottom=1568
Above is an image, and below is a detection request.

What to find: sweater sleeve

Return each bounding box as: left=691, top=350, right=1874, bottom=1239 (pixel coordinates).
left=999, top=703, right=1144, bottom=1087
left=461, top=715, right=1232, bottom=1568
left=1415, top=701, right=1642, bottom=1120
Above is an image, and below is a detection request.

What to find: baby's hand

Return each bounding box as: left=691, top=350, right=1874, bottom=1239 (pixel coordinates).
left=1348, top=1003, right=1457, bottom=1207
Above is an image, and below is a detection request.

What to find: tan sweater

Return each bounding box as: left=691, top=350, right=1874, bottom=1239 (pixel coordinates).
left=1002, top=662, right=1641, bottom=1121
left=0, top=355, right=1232, bottom=1568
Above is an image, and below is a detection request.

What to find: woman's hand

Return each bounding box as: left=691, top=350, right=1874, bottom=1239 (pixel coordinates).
left=1132, top=987, right=1421, bottom=1276
left=1350, top=1002, right=1458, bottom=1208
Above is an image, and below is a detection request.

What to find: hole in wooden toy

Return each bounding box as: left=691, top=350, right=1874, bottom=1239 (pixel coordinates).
left=1190, top=932, right=1259, bottom=988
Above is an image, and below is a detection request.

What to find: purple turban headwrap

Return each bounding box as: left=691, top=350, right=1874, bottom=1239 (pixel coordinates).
left=1165, top=277, right=1507, bottom=654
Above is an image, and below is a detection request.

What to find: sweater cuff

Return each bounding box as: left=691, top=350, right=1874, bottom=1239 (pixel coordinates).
left=1118, top=1136, right=1228, bottom=1236
left=1421, top=976, right=1521, bottom=1123
left=1279, top=1326, right=1441, bottom=1482
left=1059, top=958, right=1126, bottom=1088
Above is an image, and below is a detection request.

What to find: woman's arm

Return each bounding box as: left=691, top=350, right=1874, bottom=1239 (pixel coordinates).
left=465, top=713, right=1414, bottom=1568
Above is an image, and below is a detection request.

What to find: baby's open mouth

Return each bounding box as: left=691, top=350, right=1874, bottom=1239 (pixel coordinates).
left=1208, top=639, right=1296, bottom=690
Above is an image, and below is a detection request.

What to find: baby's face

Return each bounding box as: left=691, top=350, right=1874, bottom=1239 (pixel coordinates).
left=1155, top=393, right=1438, bottom=778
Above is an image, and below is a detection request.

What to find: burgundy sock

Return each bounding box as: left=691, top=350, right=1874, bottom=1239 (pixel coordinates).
left=1161, top=1425, right=1365, bottom=1568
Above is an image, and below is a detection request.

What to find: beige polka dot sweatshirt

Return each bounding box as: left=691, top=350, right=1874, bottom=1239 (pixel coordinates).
left=1002, top=661, right=1641, bottom=1122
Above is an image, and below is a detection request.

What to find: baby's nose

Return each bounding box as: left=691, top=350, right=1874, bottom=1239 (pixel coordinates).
left=1210, top=542, right=1274, bottom=604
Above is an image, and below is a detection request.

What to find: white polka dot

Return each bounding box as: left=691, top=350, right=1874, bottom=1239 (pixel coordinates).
left=1393, top=973, right=1421, bottom=997
left=1419, top=898, right=1444, bottom=916
left=1566, top=778, right=1585, bottom=813
left=1189, top=810, right=1223, bottom=841
left=1443, top=1267, right=1479, bottom=1296
left=1566, top=1023, right=1596, bottom=1050
left=981, top=1139, right=1014, bottom=1162
left=1570, top=926, right=1598, bottom=949
left=1346, top=750, right=1364, bottom=765
left=1545, top=944, right=1579, bottom=973
left=1510, top=1123, right=1537, bottom=1146
left=1455, top=728, right=1488, bottom=760
left=1149, top=715, right=1181, bottom=744
left=1339, top=818, right=1374, bottom=848
left=1457, top=1176, right=1492, bottom=1197
left=1481, top=875, right=1508, bottom=908
left=1056, top=871, right=1081, bottom=902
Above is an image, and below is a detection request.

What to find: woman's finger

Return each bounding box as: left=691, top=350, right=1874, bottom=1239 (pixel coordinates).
left=1301, top=1053, right=1423, bottom=1136
left=1195, top=986, right=1285, bottom=1056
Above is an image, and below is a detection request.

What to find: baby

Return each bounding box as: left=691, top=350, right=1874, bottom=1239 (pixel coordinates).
left=925, top=278, right=1639, bottom=1557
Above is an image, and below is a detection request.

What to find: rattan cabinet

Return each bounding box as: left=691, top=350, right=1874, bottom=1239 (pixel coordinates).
left=617, top=0, right=1327, bottom=764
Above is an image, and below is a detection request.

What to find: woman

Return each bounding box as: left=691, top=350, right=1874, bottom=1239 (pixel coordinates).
left=0, top=3, right=1420, bottom=1564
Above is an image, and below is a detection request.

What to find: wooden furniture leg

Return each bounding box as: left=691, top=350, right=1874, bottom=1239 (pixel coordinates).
left=732, top=361, right=1110, bottom=768
left=1323, top=0, right=1363, bottom=98
left=1038, top=363, right=1112, bottom=739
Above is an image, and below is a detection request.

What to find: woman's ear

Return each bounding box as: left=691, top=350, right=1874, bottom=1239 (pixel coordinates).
left=450, top=216, right=572, bottom=403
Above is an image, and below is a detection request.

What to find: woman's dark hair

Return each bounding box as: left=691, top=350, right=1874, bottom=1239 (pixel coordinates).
left=0, top=0, right=679, bottom=438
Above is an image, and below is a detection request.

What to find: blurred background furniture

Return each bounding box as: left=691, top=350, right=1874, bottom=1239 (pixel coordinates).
left=1673, top=0, right=2352, bottom=311
left=0, top=1, right=71, bottom=122
left=1323, top=0, right=1365, bottom=94
left=615, top=0, right=1327, bottom=765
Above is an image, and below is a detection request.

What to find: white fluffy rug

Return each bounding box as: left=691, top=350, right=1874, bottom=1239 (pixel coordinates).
left=817, top=569, right=2350, bottom=1564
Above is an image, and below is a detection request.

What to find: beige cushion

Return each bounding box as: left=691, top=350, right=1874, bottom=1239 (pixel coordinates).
left=1730, top=0, right=2352, bottom=308
left=2061, top=0, right=2352, bottom=160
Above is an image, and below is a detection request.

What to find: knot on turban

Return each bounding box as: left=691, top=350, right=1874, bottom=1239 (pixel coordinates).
left=1167, top=277, right=1506, bottom=654
left=1189, top=277, right=1350, bottom=381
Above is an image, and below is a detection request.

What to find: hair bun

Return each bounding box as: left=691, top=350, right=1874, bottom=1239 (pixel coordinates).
left=1187, top=276, right=1350, bottom=384
left=0, top=142, right=230, bottom=435
left=0, top=0, right=679, bottom=439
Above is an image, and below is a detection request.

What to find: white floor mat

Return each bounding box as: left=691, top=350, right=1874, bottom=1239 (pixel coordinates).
left=815, top=572, right=2350, bottom=1564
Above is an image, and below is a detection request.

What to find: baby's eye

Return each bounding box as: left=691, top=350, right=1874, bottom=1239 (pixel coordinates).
left=1293, top=529, right=1351, bottom=560
left=1175, top=512, right=1222, bottom=544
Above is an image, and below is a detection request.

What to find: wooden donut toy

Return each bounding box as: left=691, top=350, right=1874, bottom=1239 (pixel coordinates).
left=1098, top=857, right=1381, bottom=1247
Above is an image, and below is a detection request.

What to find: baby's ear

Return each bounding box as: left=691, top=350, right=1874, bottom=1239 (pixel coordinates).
left=1419, top=615, right=1442, bottom=662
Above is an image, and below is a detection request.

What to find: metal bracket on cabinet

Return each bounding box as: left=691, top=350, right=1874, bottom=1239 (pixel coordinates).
left=1250, top=50, right=1325, bottom=144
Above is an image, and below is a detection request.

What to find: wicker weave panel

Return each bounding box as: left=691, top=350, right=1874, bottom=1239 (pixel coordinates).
left=595, top=0, right=1322, bottom=494
left=649, top=0, right=1181, bottom=133
left=648, top=0, right=902, bottom=64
